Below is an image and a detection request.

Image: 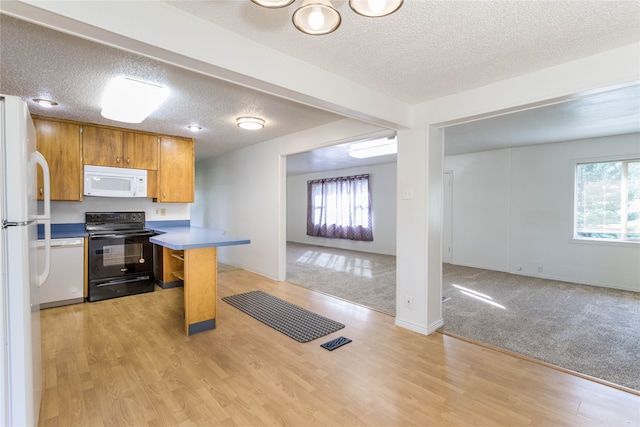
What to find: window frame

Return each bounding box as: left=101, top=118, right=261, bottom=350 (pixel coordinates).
left=571, top=155, right=640, bottom=246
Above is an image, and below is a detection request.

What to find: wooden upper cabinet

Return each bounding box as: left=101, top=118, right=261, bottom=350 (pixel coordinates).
left=123, top=132, right=158, bottom=170
left=82, top=125, right=123, bottom=167
left=83, top=126, right=158, bottom=169
left=158, top=137, right=194, bottom=203
left=33, top=118, right=83, bottom=201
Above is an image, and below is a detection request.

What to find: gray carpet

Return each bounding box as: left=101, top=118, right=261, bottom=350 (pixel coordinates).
left=286, top=242, right=396, bottom=315
left=442, top=264, right=640, bottom=392
left=221, top=290, right=345, bottom=343
left=286, top=242, right=640, bottom=392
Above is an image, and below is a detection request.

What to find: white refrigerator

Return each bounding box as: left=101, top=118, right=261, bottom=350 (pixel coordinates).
left=0, top=95, right=51, bottom=426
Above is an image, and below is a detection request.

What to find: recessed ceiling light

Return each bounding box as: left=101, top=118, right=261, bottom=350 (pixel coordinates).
left=236, top=116, right=265, bottom=130
left=33, top=98, right=58, bottom=108
left=349, top=136, right=397, bottom=158
left=187, top=125, right=202, bottom=132
left=101, top=76, right=169, bottom=124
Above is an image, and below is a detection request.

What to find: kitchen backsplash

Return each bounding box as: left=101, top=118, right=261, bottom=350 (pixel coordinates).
left=43, top=198, right=190, bottom=223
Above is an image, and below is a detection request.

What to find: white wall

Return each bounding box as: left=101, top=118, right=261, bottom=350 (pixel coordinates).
left=48, top=198, right=190, bottom=224
left=444, top=133, right=640, bottom=292
left=396, top=44, right=640, bottom=336
left=192, top=118, right=389, bottom=279
left=444, top=149, right=511, bottom=271
left=191, top=43, right=639, bottom=337
left=286, top=162, right=397, bottom=255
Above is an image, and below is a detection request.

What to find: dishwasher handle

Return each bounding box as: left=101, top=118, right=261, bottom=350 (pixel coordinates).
left=38, top=238, right=84, bottom=248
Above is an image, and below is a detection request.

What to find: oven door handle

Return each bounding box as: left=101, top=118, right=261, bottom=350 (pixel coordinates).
left=95, top=275, right=151, bottom=287
left=90, top=232, right=155, bottom=239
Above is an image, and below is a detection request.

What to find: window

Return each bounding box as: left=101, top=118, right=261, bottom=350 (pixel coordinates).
left=575, top=159, right=640, bottom=242
left=307, top=174, right=373, bottom=241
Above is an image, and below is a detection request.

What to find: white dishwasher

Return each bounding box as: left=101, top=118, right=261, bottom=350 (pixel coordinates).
left=37, top=238, right=85, bottom=309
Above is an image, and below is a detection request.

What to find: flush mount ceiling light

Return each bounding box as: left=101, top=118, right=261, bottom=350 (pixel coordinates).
left=101, top=76, right=169, bottom=124
left=32, top=98, right=58, bottom=108
left=187, top=125, right=202, bottom=132
left=251, top=0, right=402, bottom=35
left=236, top=116, right=265, bottom=130
left=349, top=136, right=397, bottom=158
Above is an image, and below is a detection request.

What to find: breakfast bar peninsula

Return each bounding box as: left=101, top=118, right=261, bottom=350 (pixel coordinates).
left=149, top=225, right=250, bottom=336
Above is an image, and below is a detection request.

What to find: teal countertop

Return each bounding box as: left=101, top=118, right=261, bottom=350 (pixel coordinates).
left=148, top=226, right=251, bottom=250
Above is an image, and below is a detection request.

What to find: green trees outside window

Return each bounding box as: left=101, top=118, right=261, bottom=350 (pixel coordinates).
left=575, top=159, right=640, bottom=241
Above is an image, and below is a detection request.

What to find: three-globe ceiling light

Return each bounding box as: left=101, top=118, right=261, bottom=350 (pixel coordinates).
left=251, top=0, right=403, bottom=36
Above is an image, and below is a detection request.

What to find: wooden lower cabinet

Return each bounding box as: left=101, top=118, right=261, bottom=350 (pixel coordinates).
left=158, top=245, right=218, bottom=335
left=182, top=247, right=217, bottom=336
left=155, top=246, right=184, bottom=288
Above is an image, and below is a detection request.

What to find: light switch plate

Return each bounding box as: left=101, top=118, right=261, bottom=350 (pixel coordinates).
left=402, top=189, right=414, bottom=199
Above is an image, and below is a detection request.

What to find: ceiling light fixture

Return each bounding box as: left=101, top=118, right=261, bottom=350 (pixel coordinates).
left=101, top=76, right=169, bottom=124
left=348, top=136, right=397, bottom=158
left=32, top=98, right=58, bottom=108
left=251, top=0, right=403, bottom=35
left=236, top=116, right=265, bottom=130
left=187, top=125, right=202, bottom=132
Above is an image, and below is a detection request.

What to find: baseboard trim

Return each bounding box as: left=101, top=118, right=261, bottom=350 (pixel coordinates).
left=395, top=318, right=444, bottom=336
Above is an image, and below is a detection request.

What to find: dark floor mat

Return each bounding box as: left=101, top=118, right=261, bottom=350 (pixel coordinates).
left=222, top=290, right=345, bottom=343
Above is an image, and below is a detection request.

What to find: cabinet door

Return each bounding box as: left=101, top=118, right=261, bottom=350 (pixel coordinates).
left=82, top=125, right=123, bottom=167
left=158, top=137, right=194, bottom=202
left=34, top=119, right=83, bottom=201
left=123, top=132, right=158, bottom=170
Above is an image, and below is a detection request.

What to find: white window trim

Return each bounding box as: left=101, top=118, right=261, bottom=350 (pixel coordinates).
left=570, top=154, right=640, bottom=245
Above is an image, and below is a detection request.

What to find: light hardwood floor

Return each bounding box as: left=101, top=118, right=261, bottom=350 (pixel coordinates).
left=39, top=270, right=639, bottom=426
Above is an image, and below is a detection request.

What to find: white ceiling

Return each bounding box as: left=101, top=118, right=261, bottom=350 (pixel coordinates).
left=443, top=85, right=640, bottom=156
left=1, top=1, right=639, bottom=175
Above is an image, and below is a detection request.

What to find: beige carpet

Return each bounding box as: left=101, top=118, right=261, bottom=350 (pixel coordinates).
left=286, top=242, right=396, bottom=315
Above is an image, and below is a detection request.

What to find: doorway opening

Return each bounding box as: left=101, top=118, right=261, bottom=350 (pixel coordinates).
left=284, top=136, right=398, bottom=315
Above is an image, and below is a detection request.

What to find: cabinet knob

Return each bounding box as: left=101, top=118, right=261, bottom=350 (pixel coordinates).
left=116, top=156, right=120, bottom=163
left=39, top=188, right=43, bottom=195
left=126, top=158, right=130, bottom=164
left=163, top=192, right=166, bottom=198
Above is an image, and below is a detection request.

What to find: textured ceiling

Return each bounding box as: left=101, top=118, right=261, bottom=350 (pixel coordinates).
left=443, top=85, right=640, bottom=156
left=1, top=1, right=639, bottom=170
left=168, top=0, right=640, bottom=104
left=0, top=14, right=344, bottom=161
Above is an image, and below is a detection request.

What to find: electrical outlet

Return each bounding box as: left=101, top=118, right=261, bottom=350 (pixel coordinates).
left=155, top=208, right=159, bottom=215
left=537, top=266, right=543, bottom=273
left=405, top=295, right=413, bottom=308
left=161, top=208, right=166, bottom=216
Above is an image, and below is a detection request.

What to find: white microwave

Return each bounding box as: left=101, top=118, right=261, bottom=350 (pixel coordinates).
left=84, top=165, right=147, bottom=198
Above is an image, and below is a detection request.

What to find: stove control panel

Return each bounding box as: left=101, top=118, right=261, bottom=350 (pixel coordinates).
left=85, top=211, right=146, bottom=225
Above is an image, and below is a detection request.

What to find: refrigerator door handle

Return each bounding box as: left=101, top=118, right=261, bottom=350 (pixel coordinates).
left=33, top=150, right=51, bottom=286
